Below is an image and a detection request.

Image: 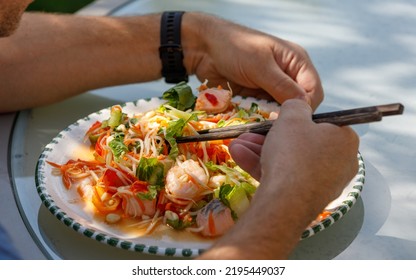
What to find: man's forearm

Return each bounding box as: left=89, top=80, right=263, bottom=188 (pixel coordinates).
left=0, top=12, right=164, bottom=112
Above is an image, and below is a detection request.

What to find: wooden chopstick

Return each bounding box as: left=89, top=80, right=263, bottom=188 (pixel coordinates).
left=175, top=103, right=404, bottom=143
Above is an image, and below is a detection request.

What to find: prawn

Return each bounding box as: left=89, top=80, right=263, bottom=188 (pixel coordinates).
left=165, top=158, right=211, bottom=205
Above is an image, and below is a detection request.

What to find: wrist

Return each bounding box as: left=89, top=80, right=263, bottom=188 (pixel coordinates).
left=181, top=12, right=208, bottom=76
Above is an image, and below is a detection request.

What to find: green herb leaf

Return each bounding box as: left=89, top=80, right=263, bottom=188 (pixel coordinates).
left=165, top=214, right=195, bottom=230
left=162, top=81, right=196, bottom=111
left=164, top=119, right=186, bottom=159
left=137, top=157, right=165, bottom=186
left=217, top=119, right=226, bottom=128
left=108, top=134, right=128, bottom=160
left=218, top=184, right=233, bottom=208
left=163, top=113, right=197, bottom=159
left=136, top=185, right=160, bottom=200
left=249, top=102, right=259, bottom=114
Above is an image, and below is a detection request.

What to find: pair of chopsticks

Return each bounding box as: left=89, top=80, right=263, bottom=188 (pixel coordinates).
left=175, top=103, right=404, bottom=143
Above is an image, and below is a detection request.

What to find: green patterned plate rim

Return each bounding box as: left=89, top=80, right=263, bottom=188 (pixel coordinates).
left=35, top=97, right=365, bottom=258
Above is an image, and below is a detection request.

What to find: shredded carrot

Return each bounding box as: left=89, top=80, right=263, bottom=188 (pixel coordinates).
left=85, top=121, right=102, bottom=136
left=135, top=196, right=146, bottom=212
left=208, top=211, right=216, bottom=236
left=46, top=160, right=61, bottom=168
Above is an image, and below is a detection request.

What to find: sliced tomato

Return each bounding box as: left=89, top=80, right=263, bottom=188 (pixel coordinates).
left=94, top=134, right=106, bottom=158
left=130, top=180, right=149, bottom=193
left=165, top=202, right=180, bottom=213
left=156, top=190, right=167, bottom=212
left=101, top=169, right=125, bottom=193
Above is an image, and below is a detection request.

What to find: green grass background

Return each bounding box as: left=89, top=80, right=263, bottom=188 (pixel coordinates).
left=27, top=0, right=95, bottom=13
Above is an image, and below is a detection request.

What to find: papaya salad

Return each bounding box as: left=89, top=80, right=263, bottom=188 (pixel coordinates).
left=48, top=82, right=278, bottom=238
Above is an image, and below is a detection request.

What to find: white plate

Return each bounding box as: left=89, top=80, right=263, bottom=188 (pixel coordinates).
left=35, top=97, right=365, bottom=258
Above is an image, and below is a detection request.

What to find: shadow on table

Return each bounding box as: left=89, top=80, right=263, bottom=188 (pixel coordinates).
left=338, top=234, right=416, bottom=259
left=289, top=198, right=364, bottom=260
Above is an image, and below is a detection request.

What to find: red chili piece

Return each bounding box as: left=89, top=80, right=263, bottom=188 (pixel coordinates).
left=205, top=92, right=218, bottom=106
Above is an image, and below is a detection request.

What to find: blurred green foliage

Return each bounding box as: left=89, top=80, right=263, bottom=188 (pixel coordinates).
left=27, top=0, right=95, bottom=13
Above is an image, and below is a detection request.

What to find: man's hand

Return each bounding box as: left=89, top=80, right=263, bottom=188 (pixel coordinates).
left=183, top=13, right=323, bottom=110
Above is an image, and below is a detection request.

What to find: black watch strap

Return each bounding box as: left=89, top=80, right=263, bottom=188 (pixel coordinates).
left=159, top=11, right=188, bottom=83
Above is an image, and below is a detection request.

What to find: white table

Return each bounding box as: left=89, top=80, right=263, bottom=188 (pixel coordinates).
left=2, top=0, right=416, bottom=259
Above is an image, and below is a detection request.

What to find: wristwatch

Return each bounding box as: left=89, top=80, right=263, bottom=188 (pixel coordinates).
left=159, top=11, right=189, bottom=83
